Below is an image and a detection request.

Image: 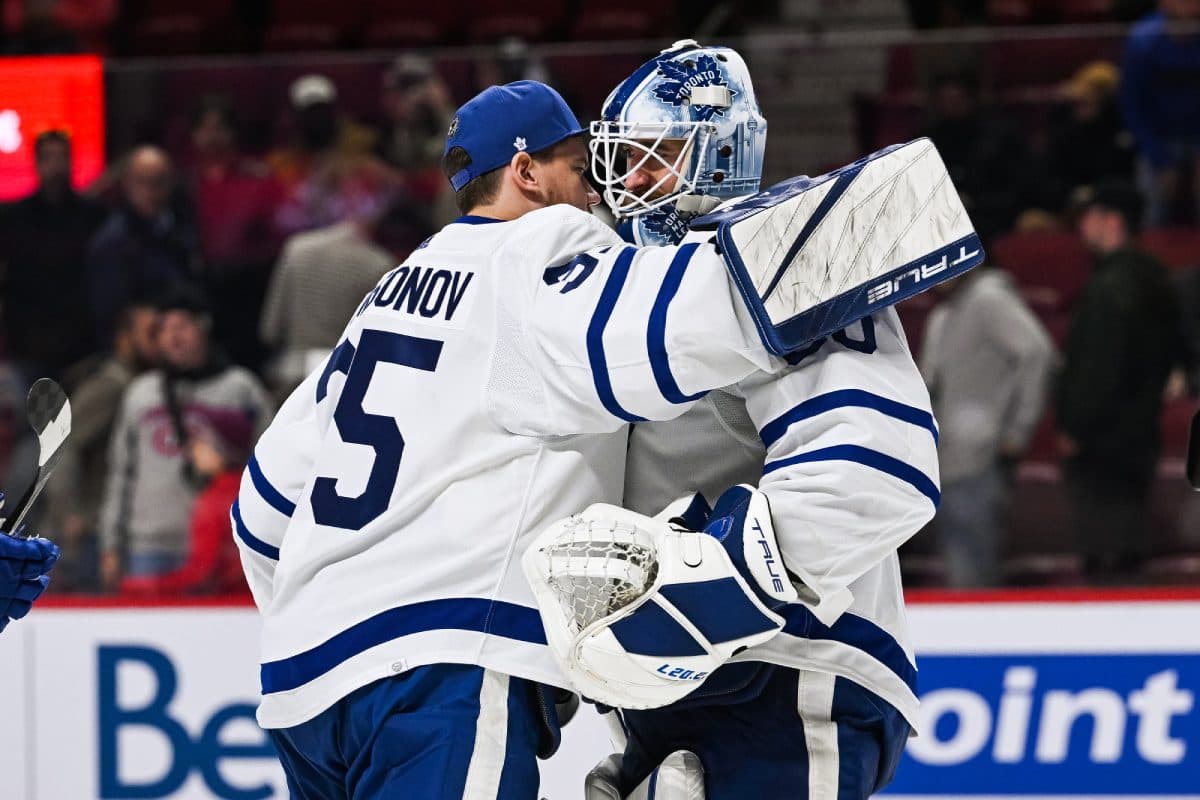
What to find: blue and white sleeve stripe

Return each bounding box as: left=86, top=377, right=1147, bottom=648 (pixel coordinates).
left=646, top=242, right=707, bottom=405
left=759, top=388, right=938, bottom=448
left=234, top=451, right=297, bottom=562
left=585, top=246, right=647, bottom=423
left=764, top=444, right=940, bottom=506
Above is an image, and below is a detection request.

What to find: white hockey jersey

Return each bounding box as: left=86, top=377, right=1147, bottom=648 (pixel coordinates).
left=235, top=207, right=780, bottom=728
left=625, top=307, right=937, bottom=731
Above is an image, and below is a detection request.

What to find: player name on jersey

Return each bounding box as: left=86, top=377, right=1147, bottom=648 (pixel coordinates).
left=356, top=264, right=476, bottom=326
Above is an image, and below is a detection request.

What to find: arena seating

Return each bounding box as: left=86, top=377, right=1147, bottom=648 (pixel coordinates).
left=1141, top=228, right=1200, bottom=270
left=263, top=0, right=358, bottom=51
left=991, top=230, right=1091, bottom=309
left=359, top=1, right=462, bottom=47
left=465, top=0, right=568, bottom=42
left=570, top=0, right=673, bottom=40
left=126, top=0, right=233, bottom=55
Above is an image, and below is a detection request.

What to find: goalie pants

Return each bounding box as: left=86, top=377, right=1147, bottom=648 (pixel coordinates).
left=268, top=663, right=559, bottom=799
left=617, top=665, right=910, bottom=800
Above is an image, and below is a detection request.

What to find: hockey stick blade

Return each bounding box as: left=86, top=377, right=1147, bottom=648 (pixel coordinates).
left=1188, top=408, right=1199, bottom=491
left=1, top=378, right=72, bottom=537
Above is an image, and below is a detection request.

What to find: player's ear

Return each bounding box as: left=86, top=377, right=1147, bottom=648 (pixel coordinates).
left=510, top=151, right=538, bottom=193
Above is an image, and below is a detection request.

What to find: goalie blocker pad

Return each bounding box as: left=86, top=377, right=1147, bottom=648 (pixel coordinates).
left=692, top=137, right=984, bottom=356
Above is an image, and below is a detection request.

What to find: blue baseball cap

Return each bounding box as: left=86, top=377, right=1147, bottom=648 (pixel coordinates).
left=443, top=80, right=584, bottom=192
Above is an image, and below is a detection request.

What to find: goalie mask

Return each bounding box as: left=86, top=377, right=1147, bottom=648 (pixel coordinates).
left=590, top=40, right=767, bottom=245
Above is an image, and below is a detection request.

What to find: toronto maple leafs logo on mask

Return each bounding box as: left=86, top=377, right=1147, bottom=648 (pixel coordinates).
left=640, top=207, right=691, bottom=244
left=652, top=54, right=737, bottom=122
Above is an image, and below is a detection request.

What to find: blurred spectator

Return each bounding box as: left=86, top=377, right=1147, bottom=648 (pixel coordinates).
left=187, top=95, right=282, bottom=371
left=1121, top=0, right=1200, bottom=226
left=44, top=301, right=159, bottom=592
left=268, top=73, right=399, bottom=236
left=87, top=146, right=202, bottom=344
left=1056, top=180, right=1186, bottom=580
left=98, top=285, right=270, bottom=593
left=921, top=73, right=1035, bottom=240
left=1044, top=62, right=1137, bottom=213
left=376, top=54, right=456, bottom=221
left=920, top=265, right=1057, bottom=587
left=473, top=36, right=552, bottom=89
left=0, top=130, right=107, bottom=380
left=260, top=196, right=432, bottom=399
left=377, top=55, right=454, bottom=176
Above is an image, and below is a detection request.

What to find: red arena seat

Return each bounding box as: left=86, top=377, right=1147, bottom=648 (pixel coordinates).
left=465, top=0, right=567, bottom=42
left=264, top=0, right=361, bottom=51
left=1140, top=228, right=1200, bottom=270
left=128, top=0, right=234, bottom=55
left=991, top=231, right=1091, bottom=307
left=360, top=1, right=461, bottom=47
left=571, top=0, right=672, bottom=40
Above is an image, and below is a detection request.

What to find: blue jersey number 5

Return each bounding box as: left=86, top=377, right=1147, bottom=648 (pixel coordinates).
left=311, top=329, right=443, bottom=530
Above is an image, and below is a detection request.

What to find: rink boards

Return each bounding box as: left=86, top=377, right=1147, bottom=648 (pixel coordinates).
left=1, top=591, right=1198, bottom=799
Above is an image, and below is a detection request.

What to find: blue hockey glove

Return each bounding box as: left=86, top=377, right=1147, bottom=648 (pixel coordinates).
left=1, top=532, right=60, bottom=632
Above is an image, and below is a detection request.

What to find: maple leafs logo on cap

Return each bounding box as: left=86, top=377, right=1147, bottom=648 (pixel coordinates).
left=651, top=54, right=736, bottom=122
left=447, top=116, right=460, bottom=137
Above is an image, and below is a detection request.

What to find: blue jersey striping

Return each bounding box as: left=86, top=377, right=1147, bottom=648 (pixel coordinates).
left=647, top=242, right=708, bottom=405
left=763, top=444, right=940, bottom=505
left=231, top=499, right=280, bottom=561
left=586, top=247, right=648, bottom=423
left=247, top=454, right=297, bottom=517
left=779, top=605, right=917, bottom=693
left=260, top=598, right=548, bottom=694
left=758, top=388, right=939, bottom=448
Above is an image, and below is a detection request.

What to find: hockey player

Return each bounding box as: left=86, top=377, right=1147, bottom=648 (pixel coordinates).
left=236, top=76, right=975, bottom=798
left=532, top=42, right=945, bottom=799
left=0, top=493, right=60, bottom=633
left=234, top=80, right=769, bottom=799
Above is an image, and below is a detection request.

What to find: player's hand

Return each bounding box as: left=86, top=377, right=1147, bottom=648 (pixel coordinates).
left=0, top=534, right=60, bottom=632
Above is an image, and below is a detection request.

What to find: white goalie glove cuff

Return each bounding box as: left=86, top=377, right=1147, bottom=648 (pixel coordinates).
left=522, top=486, right=793, bottom=710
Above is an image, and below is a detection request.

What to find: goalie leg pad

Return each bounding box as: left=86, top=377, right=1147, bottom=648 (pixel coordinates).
left=585, top=752, right=706, bottom=800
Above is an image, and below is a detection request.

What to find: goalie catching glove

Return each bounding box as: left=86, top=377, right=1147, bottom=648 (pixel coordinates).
left=522, top=485, right=797, bottom=709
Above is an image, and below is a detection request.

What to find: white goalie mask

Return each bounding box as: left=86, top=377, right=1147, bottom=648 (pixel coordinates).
left=590, top=40, right=767, bottom=235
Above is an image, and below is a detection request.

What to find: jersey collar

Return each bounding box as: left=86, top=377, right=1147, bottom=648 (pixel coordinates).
left=453, top=215, right=504, bottom=225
